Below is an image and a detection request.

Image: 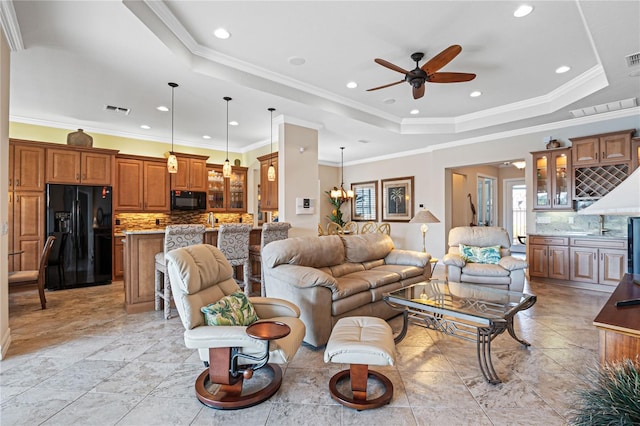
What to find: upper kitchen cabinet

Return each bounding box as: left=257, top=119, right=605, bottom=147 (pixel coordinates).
left=170, top=153, right=208, bottom=192
left=9, top=140, right=45, bottom=191
left=46, top=146, right=116, bottom=185
left=571, top=129, right=634, bottom=167
left=632, top=137, right=640, bottom=171
left=258, top=153, right=278, bottom=211
left=531, top=148, right=572, bottom=211
left=206, top=165, right=247, bottom=213
left=115, top=155, right=170, bottom=212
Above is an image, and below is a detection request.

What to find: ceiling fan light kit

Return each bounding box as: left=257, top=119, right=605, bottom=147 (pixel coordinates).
left=367, top=45, right=476, bottom=99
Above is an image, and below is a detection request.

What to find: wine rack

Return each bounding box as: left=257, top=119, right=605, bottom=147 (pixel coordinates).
left=573, top=164, right=629, bottom=199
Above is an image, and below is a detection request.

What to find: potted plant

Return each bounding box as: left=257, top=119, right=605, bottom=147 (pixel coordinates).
left=325, top=190, right=346, bottom=227
left=570, top=359, right=640, bottom=425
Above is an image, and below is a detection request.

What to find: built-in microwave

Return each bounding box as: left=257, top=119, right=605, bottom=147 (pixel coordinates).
left=170, top=190, right=206, bottom=211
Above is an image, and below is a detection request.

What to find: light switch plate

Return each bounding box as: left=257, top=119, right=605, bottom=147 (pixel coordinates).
left=1, top=221, right=8, bottom=235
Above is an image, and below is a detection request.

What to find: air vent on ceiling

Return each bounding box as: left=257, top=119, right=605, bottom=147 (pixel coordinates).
left=104, top=104, right=131, bottom=115
left=626, top=52, right=640, bottom=67
left=569, top=97, right=637, bottom=118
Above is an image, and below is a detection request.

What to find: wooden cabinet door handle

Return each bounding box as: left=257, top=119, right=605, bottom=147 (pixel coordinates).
left=15, top=178, right=20, bottom=186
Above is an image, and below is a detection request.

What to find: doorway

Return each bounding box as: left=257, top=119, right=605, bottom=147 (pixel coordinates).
left=476, top=175, right=497, bottom=227
left=504, top=179, right=527, bottom=253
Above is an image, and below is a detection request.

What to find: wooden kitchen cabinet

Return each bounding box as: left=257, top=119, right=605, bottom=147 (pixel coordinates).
left=46, top=147, right=113, bottom=185
left=632, top=137, right=640, bottom=171
left=206, top=165, right=248, bottom=213
left=258, top=153, right=278, bottom=211
left=123, top=232, right=164, bottom=313
left=171, top=153, right=208, bottom=192
left=10, top=141, right=45, bottom=191
left=12, top=191, right=45, bottom=271
left=571, top=129, right=633, bottom=167
left=531, top=148, right=572, bottom=210
left=570, top=237, right=628, bottom=287
left=113, top=236, right=124, bottom=280
left=114, top=155, right=170, bottom=212
left=528, top=236, right=569, bottom=280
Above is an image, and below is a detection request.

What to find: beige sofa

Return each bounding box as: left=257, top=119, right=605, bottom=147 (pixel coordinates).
left=262, top=233, right=431, bottom=347
left=442, top=226, right=528, bottom=292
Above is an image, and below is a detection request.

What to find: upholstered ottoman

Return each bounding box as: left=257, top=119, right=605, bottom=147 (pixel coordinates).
left=323, top=316, right=396, bottom=410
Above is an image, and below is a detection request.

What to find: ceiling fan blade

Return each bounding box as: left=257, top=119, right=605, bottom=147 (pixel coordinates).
left=429, top=72, right=476, bottom=83
left=374, top=58, right=409, bottom=75
left=413, top=84, right=425, bottom=99
left=421, top=44, right=462, bottom=75
left=366, top=80, right=405, bottom=91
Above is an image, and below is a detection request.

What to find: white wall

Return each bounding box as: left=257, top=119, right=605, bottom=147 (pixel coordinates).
left=1, top=32, right=11, bottom=359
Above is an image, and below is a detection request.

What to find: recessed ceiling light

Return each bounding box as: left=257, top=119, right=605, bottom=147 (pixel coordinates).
left=556, top=65, right=571, bottom=74
left=140, top=124, right=151, bottom=130
left=346, top=81, right=358, bottom=89
left=383, top=98, right=396, bottom=104
left=157, top=105, right=169, bottom=112
left=410, top=109, right=420, bottom=115
left=288, top=56, right=306, bottom=66
left=470, top=91, right=482, bottom=97
left=358, top=139, right=370, bottom=144
left=514, top=5, right=533, bottom=17
left=213, top=28, right=230, bottom=39
left=229, top=121, right=239, bottom=126
left=203, top=135, right=211, bottom=140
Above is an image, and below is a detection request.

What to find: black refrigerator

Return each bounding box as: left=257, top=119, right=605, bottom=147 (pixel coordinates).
left=45, top=184, right=113, bottom=290
left=630, top=217, right=640, bottom=275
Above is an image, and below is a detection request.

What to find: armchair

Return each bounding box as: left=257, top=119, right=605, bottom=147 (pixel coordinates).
left=442, top=226, right=528, bottom=292
left=165, top=244, right=305, bottom=409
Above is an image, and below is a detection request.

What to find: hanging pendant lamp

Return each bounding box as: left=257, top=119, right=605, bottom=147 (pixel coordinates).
left=222, top=96, right=232, bottom=179
left=166, top=82, right=179, bottom=173
left=331, top=147, right=355, bottom=201
left=267, top=107, right=276, bottom=182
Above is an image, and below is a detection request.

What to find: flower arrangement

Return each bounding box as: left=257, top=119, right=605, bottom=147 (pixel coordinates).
left=325, top=189, right=346, bottom=227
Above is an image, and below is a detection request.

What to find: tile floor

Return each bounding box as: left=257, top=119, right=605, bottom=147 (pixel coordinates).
left=1, top=267, right=610, bottom=425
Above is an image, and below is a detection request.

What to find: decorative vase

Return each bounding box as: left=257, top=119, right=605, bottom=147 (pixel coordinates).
left=67, top=128, right=93, bottom=147
left=546, top=139, right=560, bottom=149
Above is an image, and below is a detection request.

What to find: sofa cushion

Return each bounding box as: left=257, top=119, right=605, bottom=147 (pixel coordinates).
left=350, top=269, right=401, bottom=289
left=342, top=233, right=394, bottom=263
left=373, top=264, right=424, bottom=280
left=462, top=263, right=510, bottom=277
left=332, top=292, right=374, bottom=316
left=332, top=276, right=371, bottom=300
left=329, top=262, right=365, bottom=278
left=263, top=235, right=344, bottom=268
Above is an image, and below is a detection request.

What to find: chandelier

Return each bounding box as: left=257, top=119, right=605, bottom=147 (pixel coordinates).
left=330, top=146, right=354, bottom=201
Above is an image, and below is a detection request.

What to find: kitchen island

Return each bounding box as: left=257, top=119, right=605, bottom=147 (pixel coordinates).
left=121, top=227, right=261, bottom=314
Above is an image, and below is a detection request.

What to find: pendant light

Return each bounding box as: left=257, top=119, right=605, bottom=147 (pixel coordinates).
left=267, top=107, right=276, bottom=182
left=331, top=147, right=355, bottom=201
left=166, top=82, right=179, bottom=173
left=222, top=96, right=232, bottom=178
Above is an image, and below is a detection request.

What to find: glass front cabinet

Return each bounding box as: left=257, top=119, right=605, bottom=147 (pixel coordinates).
left=206, top=165, right=248, bottom=213
left=531, top=148, right=572, bottom=211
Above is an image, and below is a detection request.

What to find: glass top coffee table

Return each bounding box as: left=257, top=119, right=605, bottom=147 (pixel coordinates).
left=384, top=280, right=537, bottom=384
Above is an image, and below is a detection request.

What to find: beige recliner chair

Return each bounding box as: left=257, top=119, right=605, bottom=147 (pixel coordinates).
left=166, top=244, right=305, bottom=409
left=442, top=226, right=528, bottom=292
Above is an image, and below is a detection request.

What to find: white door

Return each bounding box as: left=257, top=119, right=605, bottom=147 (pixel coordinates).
left=504, top=179, right=527, bottom=252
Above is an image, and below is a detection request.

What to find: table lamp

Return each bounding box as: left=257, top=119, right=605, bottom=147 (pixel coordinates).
left=410, top=209, right=440, bottom=252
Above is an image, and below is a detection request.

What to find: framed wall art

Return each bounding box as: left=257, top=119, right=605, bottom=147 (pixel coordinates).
left=351, top=180, right=378, bottom=221
left=381, top=176, right=414, bottom=222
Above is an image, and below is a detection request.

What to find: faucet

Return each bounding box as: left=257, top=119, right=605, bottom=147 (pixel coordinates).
left=206, top=212, right=215, bottom=227
left=599, top=215, right=609, bottom=235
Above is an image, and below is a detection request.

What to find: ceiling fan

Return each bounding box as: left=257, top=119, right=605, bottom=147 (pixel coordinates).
left=367, top=45, right=476, bottom=99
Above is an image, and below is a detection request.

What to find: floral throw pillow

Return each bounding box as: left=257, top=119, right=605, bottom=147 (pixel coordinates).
left=459, top=244, right=502, bottom=264
left=201, top=292, right=258, bottom=326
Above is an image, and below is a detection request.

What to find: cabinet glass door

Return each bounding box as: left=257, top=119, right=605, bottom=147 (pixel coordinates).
left=207, top=168, right=225, bottom=211
left=553, top=152, right=570, bottom=208
left=228, top=169, right=246, bottom=211
left=535, top=154, right=549, bottom=208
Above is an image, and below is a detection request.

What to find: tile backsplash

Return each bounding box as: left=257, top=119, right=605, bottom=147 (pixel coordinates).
left=114, top=212, right=253, bottom=234
left=534, top=211, right=629, bottom=236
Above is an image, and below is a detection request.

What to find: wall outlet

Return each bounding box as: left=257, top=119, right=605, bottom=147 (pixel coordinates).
left=156, top=218, right=160, bottom=226
left=115, top=219, right=120, bottom=225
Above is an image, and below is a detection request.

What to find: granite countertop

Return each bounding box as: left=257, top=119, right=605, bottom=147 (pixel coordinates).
left=529, top=232, right=628, bottom=239
left=122, top=226, right=260, bottom=235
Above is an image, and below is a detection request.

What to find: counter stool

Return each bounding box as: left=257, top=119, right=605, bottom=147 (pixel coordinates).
left=154, top=224, right=205, bottom=319
left=324, top=316, right=396, bottom=410
left=249, top=222, right=291, bottom=296
left=217, top=224, right=253, bottom=296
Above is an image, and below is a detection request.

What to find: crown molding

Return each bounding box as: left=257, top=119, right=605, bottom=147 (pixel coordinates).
left=0, top=0, right=23, bottom=51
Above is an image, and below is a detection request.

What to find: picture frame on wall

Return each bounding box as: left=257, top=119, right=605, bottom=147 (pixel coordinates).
left=351, top=180, right=378, bottom=221
left=381, top=176, right=414, bottom=222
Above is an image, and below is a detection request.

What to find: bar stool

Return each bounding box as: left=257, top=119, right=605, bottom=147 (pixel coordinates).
left=249, top=222, right=291, bottom=296
left=154, top=224, right=205, bottom=319
left=217, top=224, right=253, bottom=296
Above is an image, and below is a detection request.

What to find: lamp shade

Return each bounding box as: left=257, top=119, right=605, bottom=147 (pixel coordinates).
left=410, top=209, right=440, bottom=224
left=167, top=153, right=178, bottom=173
